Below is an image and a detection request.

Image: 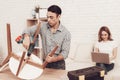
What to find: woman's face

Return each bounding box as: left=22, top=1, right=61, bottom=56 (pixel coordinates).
left=101, top=31, right=109, bottom=41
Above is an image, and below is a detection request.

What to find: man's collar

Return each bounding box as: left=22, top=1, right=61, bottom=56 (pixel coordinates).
left=47, top=22, right=64, bottom=32
left=57, top=22, right=63, bottom=32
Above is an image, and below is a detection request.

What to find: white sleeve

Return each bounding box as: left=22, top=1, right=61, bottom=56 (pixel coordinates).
left=113, top=40, right=118, bottom=48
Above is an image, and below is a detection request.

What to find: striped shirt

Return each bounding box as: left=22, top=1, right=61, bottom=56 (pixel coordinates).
left=23, top=22, right=71, bottom=59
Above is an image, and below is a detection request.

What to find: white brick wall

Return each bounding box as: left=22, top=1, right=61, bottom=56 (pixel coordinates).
left=0, top=0, right=120, bottom=60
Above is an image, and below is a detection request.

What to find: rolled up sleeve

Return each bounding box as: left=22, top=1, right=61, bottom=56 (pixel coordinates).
left=22, top=25, right=37, bottom=36
left=61, top=32, right=71, bottom=59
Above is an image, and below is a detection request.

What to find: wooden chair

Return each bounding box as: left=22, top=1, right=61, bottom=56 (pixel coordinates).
left=0, top=23, right=58, bottom=79
left=0, top=23, right=43, bottom=76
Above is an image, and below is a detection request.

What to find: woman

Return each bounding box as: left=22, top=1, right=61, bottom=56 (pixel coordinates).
left=94, top=26, right=117, bottom=74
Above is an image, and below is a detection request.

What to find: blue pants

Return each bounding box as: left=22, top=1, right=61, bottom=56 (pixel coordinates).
left=96, top=63, right=114, bottom=74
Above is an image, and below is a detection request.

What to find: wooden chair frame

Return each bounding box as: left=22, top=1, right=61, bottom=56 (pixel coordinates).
left=0, top=23, right=58, bottom=77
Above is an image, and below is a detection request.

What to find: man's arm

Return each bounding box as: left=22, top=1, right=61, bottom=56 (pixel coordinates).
left=22, top=26, right=36, bottom=50
left=60, top=32, right=71, bottom=59
left=23, top=34, right=30, bottom=50
left=45, top=54, right=64, bottom=63
left=45, top=32, right=71, bottom=63
left=22, top=20, right=41, bottom=50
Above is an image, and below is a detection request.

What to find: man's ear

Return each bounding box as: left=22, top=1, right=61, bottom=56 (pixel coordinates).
left=57, top=14, right=61, bottom=19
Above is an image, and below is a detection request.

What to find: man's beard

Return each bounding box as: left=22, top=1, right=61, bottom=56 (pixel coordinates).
left=48, top=22, right=56, bottom=28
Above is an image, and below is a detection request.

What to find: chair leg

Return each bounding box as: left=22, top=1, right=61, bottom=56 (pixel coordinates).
left=0, top=62, right=9, bottom=72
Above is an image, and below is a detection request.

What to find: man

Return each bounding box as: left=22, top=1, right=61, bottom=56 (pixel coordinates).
left=22, top=5, right=71, bottom=70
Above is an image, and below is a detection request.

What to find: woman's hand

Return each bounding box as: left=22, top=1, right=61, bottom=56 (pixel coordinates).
left=110, top=56, right=114, bottom=61
left=110, top=47, right=117, bottom=61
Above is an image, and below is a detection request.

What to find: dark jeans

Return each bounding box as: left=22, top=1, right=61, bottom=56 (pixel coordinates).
left=96, top=63, right=114, bottom=74
left=45, top=60, right=65, bottom=70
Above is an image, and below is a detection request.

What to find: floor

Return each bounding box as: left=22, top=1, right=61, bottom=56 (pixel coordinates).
left=0, top=65, right=117, bottom=80
left=0, top=66, right=68, bottom=80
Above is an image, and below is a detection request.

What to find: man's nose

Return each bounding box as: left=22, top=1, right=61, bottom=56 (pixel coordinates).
left=47, top=18, right=50, bottom=22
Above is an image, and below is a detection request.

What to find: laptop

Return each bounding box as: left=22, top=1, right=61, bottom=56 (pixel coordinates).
left=91, top=52, right=110, bottom=64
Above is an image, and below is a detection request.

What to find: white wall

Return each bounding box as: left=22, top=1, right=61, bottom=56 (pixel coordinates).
left=0, top=0, right=120, bottom=59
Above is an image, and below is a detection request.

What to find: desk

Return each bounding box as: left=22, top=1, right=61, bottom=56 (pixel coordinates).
left=0, top=66, right=68, bottom=80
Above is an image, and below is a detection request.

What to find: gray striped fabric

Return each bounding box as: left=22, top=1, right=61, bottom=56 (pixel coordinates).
left=23, top=22, right=71, bottom=59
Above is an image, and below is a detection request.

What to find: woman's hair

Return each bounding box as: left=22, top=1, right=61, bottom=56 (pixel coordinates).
left=98, top=26, right=113, bottom=42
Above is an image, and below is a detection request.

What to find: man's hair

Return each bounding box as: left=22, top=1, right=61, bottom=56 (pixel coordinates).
left=48, top=5, right=62, bottom=15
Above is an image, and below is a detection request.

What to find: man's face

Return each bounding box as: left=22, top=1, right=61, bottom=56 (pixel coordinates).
left=47, top=11, right=60, bottom=27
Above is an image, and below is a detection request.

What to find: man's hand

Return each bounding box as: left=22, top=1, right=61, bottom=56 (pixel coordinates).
left=45, top=53, right=64, bottom=63
left=45, top=55, right=57, bottom=63
left=23, top=34, right=30, bottom=50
